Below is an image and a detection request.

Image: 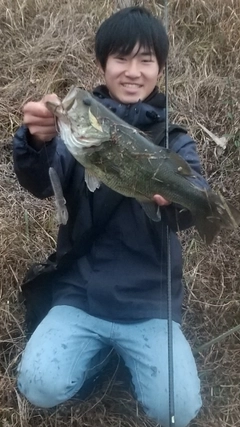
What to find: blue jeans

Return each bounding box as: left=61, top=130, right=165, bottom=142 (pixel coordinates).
left=17, top=305, right=202, bottom=427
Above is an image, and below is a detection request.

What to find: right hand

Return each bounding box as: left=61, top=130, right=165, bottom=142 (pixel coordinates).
left=23, top=94, right=61, bottom=144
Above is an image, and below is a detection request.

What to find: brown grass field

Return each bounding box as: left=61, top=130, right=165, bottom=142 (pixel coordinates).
left=0, top=0, right=240, bottom=425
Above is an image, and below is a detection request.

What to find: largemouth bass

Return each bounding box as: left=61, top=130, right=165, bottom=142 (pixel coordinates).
left=46, top=86, right=240, bottom=244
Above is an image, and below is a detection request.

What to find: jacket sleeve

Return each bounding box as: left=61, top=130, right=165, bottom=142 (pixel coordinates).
left=162, top=131, right=209, bottom=232
left=13, top=125, right=76, bottom=199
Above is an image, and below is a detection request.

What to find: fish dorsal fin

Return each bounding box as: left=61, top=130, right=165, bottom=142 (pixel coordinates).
left=167, top=150, right=194, bottom=177
left=85, top=170, right=101, bottom=192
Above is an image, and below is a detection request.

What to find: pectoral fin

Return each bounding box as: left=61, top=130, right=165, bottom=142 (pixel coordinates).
left=85, top=170, right=101, bottom=192
left=140, top=201, right=162, bottom=222
left=167, top=150, right=194, bottom=177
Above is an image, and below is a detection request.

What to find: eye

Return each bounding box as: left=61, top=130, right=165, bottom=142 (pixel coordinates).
left=142, top=57, right=154, bottom=63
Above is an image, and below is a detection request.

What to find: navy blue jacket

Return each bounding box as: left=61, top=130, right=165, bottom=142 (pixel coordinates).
left=13, top=86, right=207, bottom=329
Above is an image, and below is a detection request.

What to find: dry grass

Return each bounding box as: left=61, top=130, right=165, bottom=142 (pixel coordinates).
left=0, top=0, right=240, bottom=426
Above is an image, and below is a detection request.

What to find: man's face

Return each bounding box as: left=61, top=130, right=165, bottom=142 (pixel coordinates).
left=100, top=44, right=161, bottom=104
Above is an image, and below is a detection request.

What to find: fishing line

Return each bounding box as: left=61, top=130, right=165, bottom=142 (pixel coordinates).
left=164, top=1, right=175, bottom=426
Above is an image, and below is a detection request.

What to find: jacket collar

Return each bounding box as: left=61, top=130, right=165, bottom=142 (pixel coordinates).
left=92, top=85, right=166, bottom=129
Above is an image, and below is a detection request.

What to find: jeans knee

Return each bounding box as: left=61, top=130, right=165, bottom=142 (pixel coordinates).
left=142, top=392, right=202, bottom=427
left=17, top=366, right=80, bottom=408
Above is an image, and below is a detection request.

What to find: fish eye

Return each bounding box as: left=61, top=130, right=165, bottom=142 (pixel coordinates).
left=83, top=98, right=92, bottom=106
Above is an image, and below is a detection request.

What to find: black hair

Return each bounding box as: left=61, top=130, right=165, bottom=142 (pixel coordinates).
left=95, top=6, right=169, bottom=71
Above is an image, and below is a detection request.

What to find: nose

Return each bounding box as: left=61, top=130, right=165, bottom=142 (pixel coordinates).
left=124, top=59, right=141, bottom=78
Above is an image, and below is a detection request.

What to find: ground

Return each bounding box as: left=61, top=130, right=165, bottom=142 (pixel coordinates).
left=0, top=0, right=240, bottom=426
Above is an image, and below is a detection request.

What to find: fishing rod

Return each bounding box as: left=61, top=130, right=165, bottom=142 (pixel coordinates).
left=164, top=1, right=175, bottom=426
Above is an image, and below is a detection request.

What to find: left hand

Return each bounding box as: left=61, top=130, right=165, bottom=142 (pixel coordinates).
left=153, top=194, right=171, bottom=206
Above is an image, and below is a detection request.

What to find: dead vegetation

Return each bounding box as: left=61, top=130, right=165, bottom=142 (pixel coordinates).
left=0, top=0, right=240, bottom=426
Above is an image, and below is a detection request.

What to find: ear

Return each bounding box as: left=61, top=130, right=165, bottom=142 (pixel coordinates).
left=96, top=60, right=105, bottom=75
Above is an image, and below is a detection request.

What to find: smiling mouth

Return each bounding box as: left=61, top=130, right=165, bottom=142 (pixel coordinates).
left=121, top=83, right=142, bottom=88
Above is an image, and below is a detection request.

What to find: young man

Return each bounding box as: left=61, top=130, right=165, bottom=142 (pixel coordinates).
left=13, top=6, right=204, bottom=427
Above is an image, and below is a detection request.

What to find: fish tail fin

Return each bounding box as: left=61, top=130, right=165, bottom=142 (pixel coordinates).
left=194, top=191, right=240, bottom=244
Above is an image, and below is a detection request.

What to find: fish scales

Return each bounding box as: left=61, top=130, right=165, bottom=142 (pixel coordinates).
left=83, top=128, right=196, bottom=204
